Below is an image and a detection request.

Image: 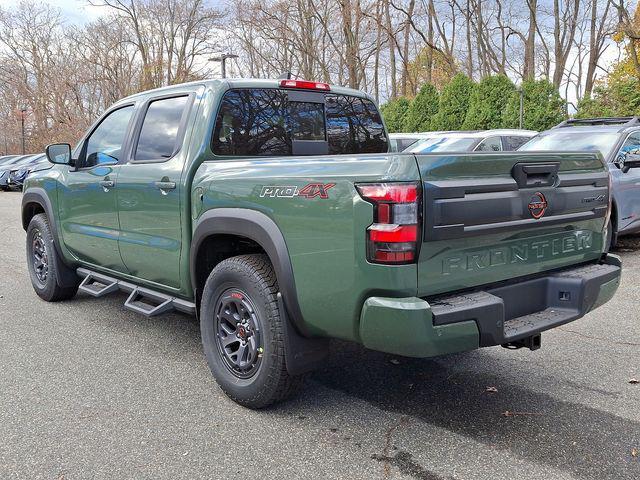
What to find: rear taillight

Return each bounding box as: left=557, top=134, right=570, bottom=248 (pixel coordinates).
left=279, top=79, right=331, bottom=91
left=356, top=182, right=421, bottom=264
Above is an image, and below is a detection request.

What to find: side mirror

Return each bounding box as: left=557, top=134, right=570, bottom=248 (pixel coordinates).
left=46, top=143, right=73, bottom=165
left=622, top=150, right=640, bottom=173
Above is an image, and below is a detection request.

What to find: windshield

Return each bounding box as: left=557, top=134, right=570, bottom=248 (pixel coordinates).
left=519, top=131, right=619, bottom=158
left=405, top=136, right=477, bottom=153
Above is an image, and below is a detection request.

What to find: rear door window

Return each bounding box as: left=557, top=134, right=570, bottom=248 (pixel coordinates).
left=503, top=136, right=531, bottom=151
left=475, top=136, right=502, bottom=152
left=135, top=95, right=190, bottom=161
left=212, top=88, right=388, bottom=156
left=212, top=89, right=290, bottom=156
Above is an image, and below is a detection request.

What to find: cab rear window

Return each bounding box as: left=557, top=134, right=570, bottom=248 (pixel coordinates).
left=325, top=94, right=388, bottom=154
left=212, top=88, right=388, bottom=156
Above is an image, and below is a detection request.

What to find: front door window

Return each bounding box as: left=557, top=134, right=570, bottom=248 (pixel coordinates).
left=82, top=106, right=134, bottom=168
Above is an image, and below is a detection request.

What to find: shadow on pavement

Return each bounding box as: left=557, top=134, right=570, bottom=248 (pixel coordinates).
left=313, top=341, right=639, bottom=480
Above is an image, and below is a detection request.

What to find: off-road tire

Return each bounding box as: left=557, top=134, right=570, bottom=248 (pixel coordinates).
left=26, top=213, right=78, bottom=302
left=200, top=254, right=303, bottom=408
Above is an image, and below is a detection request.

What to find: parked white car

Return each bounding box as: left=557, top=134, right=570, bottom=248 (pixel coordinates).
left=388, top=133, right=435, bottom=152
left=396, top=129, right=537, bottom=153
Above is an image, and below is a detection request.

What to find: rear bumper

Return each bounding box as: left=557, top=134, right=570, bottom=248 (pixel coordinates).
left=359, top=254, right=621, bottom=357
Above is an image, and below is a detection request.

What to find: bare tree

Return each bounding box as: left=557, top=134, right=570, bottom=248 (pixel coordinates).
left=585, top=0, right=615, bottom=96
left=88, top=0, right=223, bottom=88
left=0, top=0, right=628, bottom=153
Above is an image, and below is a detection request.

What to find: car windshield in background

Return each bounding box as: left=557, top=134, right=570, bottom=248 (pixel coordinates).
left=405, top=136, right=477, bottom=153
left=519, top=131, right=619, bottom=158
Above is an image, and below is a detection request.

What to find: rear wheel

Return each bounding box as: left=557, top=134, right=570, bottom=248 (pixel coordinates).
left=26, top=214, right=78, bottom=301
left=200, top=254, right=303, bottom=408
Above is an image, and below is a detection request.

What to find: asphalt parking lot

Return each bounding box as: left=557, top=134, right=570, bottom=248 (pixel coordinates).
left=0, top=190, right=638, bottom=480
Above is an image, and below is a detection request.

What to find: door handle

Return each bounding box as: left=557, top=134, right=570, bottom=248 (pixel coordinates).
left=99, top=178, right=115, bottom=191
left=154, top=179, right=176, bottom=194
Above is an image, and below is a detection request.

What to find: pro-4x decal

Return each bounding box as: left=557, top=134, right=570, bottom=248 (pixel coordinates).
left=260, top=183, right=335, bottom=199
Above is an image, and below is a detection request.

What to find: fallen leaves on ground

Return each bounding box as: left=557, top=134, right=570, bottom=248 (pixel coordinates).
left=632, top=447, right=638, bottom=458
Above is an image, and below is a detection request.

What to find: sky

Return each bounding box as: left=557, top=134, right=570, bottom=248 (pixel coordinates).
left=0, top=0, right=105, bottom=24
left=0, top=0, right=227, bottom=23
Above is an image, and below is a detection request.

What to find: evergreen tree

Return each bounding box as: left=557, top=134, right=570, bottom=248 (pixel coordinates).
left=430, top=74, right=475, bottom=130
left=503, top=79, right=566, bottom=131
left=379, top=97, right=411, bottom=132
left=463, top=75, right=515, bottom=129
left=575, top=55, right=640, bottom=118
left=403, top=83, right=439, bottom=132
left=575, top=90, right=617, bottom=119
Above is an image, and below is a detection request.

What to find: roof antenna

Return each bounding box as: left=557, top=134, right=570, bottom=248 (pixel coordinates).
left=278, top=72, right=292, bottom=80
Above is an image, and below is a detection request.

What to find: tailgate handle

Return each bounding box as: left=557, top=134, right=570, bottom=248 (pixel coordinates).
left=512, top=163, right=559, bottom=188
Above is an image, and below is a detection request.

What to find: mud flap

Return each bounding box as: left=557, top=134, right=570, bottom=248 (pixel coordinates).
left=278, top=292, right=329, bottom=376
left=51, top=239, right=80, bottom=289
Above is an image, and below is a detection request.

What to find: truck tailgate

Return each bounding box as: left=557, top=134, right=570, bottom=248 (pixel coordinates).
left=416, top=152, right=609, bottom=297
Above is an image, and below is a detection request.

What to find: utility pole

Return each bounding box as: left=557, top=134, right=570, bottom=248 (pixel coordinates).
left=208, top=53, right=239, bottom=79
left=20, top=105, right=27, bottom=154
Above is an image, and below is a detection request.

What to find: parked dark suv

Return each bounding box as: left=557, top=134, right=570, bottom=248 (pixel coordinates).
left=520, top=117, right=640, bottom=248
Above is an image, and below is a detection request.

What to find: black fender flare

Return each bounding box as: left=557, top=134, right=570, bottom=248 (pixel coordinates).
left=190, top=208, right=309, bottom=336
left=21, top=188, right=78, bottom=288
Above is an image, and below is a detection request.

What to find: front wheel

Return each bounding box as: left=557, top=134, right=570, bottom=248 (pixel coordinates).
left=26, top=214, right=78, bottom=301
left=200, top=254, right=303, bottom=408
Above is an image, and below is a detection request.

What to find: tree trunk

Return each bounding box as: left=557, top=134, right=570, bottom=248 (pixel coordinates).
left=385, top=0, right=397, bottom=98
left=523, top=0, right=537, bottom=81
left=400, top=0, right=415, bottom=97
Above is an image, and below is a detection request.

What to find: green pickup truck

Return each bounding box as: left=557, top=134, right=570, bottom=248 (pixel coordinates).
left=22, top=78, right=621, bottom=408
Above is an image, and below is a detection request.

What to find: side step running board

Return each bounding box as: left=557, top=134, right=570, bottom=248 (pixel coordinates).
left=124, top=288, right=174, bottom=316
left=78, top=272, right=119, bottom=298
left=76, top=268, right=195, bottom=317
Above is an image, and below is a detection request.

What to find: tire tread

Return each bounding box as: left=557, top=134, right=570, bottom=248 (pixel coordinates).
left=26, top=214, right=77, bottom=302
left=202, top=254, right=303, bottom=408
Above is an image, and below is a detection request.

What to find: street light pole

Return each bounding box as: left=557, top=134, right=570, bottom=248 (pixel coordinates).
left=208, top=53, right=239, bottom=79
left=20, top=105, right=27, bottom=154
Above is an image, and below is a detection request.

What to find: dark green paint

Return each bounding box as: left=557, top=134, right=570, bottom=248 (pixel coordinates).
left=359, top=297, right=480, bottom=357
left=23, top=79, right=619, bottom=358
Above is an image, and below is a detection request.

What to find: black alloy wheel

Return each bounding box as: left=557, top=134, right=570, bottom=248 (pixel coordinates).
left=31, top=229, right=49, bottom=286
left=214, top=289, right=263, bottom=379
